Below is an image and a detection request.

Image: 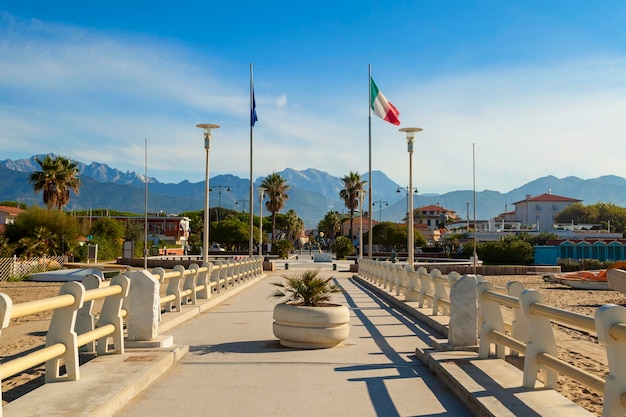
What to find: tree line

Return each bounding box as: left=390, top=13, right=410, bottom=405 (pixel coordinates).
left=5, top=155, right=626, bottom=264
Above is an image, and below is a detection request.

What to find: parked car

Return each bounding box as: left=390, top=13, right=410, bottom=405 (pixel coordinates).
left=209, top=244, right=226, bottom=252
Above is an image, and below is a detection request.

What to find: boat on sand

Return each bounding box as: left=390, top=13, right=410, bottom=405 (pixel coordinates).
left=543, top=261, right=626, bottom=290
left=27, top=268, right=119, bottom=282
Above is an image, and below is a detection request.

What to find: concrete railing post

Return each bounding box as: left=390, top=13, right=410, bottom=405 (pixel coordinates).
left=213, top=262, right=224, bottom=293
left=234, top=261, right=242, bottom=284
left=595, top=304, right=626, bottom=417
left=375, top=261, right=384, bottom=285
left=448, top=274, right=478, bottom=347
left=448, top=271, right=461, bottom=284
left=76, top=274, right=101, bottom=353
left=405, top=265, right=420, bottom=302
left=126, top=270, right=160, bottom=342
left=362, top=259, right=369, bottom=279
left=164, top=265, right=184, bottom=312
left=432, top=269, right=448, bottom=316
left=384, top=262, right=393, bottom=289
left=0, top=292, right=12, bottom=409
left=45, top=281, right=84, bottom=382
left=417, top=267, right=431, bottom=308
left=395, top=264, right=405, bottom=296
left=519, top=289, right=558, bottom=389
left=151, top=267, right=166, bottom=321
left=183, top=264, right=198, bottom=305
left=97, top=274, right=130, bottom=355
left=477, top=281, right=506, bottom=359
left=197, top=262, right=212, bottom=299
left=507, top=281, right=528, bottom=356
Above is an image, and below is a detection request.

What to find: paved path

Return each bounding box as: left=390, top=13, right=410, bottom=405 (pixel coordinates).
left=114, top=269, right=471, bottom=417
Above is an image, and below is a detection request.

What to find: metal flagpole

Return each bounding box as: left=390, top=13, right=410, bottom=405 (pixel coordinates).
left=368, top=64, right=373, bottom=259
left=473, top=142, right=477, bottom=275
left=249, top=63, right=255, bottom=257
left=144, top=138, right=148, bottom=270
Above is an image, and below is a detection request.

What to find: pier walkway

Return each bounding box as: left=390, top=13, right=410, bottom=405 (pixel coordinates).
left=4, top=259, right=596, bottom=416
left=112, top=266, right=471, bottom=417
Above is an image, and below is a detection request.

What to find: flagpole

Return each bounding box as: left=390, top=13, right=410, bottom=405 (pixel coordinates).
left=367, top=64, right=373, bottom=259
left=144, top=137, right=148, bottom=270
left=249, top=63, right=254, bottom=257
left=473, top=142, right=477, bottom=275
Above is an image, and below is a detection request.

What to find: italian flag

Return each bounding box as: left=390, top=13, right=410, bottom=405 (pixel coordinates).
left=370, top=78, right=400, bottom=126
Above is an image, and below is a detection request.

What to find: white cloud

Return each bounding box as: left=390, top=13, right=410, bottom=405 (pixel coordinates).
left=2, top=14, right=626, bottom=197
left=275, top=94, right=287, bottom=108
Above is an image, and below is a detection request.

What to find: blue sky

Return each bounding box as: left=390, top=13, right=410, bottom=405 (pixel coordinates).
left=1, top=1, right=626, bottom=194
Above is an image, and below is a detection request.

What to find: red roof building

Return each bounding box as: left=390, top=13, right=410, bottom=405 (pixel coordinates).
left=416, top=204, right=459, bottom=231
left=513, top=192, right=582, bottom=232
left=0, top=205, right=26, bottom=234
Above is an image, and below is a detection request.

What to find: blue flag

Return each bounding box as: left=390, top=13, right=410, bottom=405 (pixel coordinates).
left=251, top=89, right=258, bottom=127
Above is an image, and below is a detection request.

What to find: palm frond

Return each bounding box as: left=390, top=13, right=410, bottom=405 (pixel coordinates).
left=270, top=270, right=341, bottom=306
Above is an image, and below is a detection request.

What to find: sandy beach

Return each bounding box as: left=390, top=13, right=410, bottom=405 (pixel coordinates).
left=0, top=275, right=624, bottom=416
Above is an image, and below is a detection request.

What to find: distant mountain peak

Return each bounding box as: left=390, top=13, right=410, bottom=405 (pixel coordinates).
left=0, top=154, right=157, bottom=187
left=3, top=156, right=626, bottom=228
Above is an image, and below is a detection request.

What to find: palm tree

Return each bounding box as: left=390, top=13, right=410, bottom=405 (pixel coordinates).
left=318, top=210, right=342, bottom=250
left=55, top=156, right=81, bottom=209
left=29, top=155, right=81, bottom=210
left=261, top=172, right=290, bottom=243
left=285, top=209, right=304, bottom=246
left=339, top=171, right=366, bottom=242
left=29, top=155, right=60, bottom=209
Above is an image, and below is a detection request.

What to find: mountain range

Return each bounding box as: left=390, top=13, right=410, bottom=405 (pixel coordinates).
left=3, top=154, right=626, bottom=229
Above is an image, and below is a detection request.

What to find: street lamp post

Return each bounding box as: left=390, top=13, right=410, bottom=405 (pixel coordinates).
left=196, top=123, right=220, bottom=263
left=399, top=127, right=422, bottom=268
left=258, top=187, right=267, bottom=257
left=397, top=186, right=418, bottom=221
left=356, top=190, right=366, bottom=259
left=210, top=185, right=231, bottom=218
left=372, top=200, right=388, bottom=223
left=235, top=199, right=249, bottom=214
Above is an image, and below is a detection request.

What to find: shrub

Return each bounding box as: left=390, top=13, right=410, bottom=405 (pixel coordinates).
left=273, top=239, right=293, bottom=259
left=333, top=236, right=355, bottom=259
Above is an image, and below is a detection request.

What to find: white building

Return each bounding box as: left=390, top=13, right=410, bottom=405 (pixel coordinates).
left=513, top=192, right=582, bottom=232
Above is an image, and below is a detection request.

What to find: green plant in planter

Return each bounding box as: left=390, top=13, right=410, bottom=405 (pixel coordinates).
left=271, top=269, right=341, bottom=306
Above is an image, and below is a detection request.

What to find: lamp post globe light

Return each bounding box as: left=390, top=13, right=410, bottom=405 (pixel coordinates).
left=373, top=200, right=388, bottom=223
left=397, top=186, right=418, bottom=220
left=235, top=199, right=249, bottom=213
left=399, top=127, right=422, bottom=267
left=210, top=185, right=231, bottom=214
left=196, top=123, right=220, bottom=263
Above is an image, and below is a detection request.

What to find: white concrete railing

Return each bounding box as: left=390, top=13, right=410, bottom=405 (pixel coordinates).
left=0, top=256, right=264, bottom=414
left=125, top=256, right=263, bottom=341
left=478, top=283, right=626, bottom=417
left=0, top=274, right=129, bottom=415
left=359, top=259, right=464, bottom=316
left=150, top=257, right=263, bottom=310
left=357, top=258, right=626, bottom=417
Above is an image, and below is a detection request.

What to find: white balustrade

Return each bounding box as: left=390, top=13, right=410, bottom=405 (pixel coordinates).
left=0, top=255, right=264, bottom=414
left=355, top=258, right=626, bottom=415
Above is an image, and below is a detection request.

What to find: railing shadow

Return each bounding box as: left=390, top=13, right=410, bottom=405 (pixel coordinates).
left=334, top=278, right=465, bottom=417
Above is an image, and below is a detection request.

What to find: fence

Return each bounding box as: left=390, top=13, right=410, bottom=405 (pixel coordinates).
left=0, top=256, right=264, bottom=415
left=0, top=255, right=65, bottom=281
left=0, top=274, right=129, bottom=414
left=357, top=258, right=626, bottom=417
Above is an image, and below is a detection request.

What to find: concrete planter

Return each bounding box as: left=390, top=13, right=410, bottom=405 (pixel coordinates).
left=273, top=303, right=350, bottom=349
